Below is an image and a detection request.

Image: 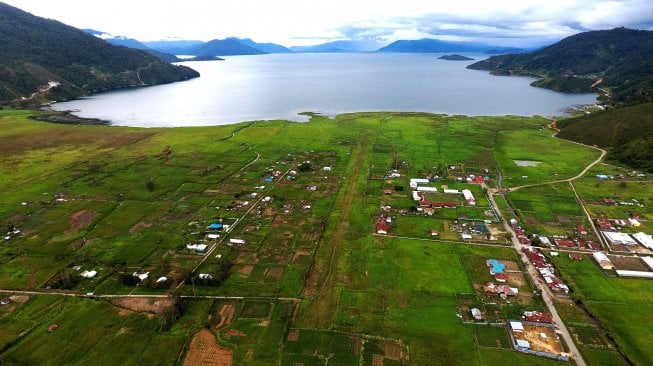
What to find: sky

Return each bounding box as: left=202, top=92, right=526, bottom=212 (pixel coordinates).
left=5, top=0, right=653, bottom=47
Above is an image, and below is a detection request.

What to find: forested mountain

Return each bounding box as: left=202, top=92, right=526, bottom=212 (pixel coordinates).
left=558, top=102, right=653, bottom=172
left=0, top=3, right=199, bottom=105
left=468, top=28, right=653, bottom=105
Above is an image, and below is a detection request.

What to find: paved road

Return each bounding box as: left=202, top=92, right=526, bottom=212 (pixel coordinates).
left=485, top=184, right=586, bottom=366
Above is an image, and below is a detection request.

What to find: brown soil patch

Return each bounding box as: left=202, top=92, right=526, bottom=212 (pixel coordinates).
left=383, top=342, right=401, bottom=360
left=287, top=329, right=300, bottom=341
left=129, top=221, right=152, bottom=234
left=372, top=354, right=385, bottom=366
left=610, top=255, right=649, bottom=271
left=112, top=297, right=174, bottom=314
left=224, top=329, right=246, bottom=339
left=235, top=252, right=257, bottom=264
left=257, top=319, right=270, bottom=327
left=183, top=328, right=233, bottom=366
left=215, top=304, right=235, bottom=330
left=238, top=265, right=254, bottom=276
left=9, top=295, right=30, bottom=303
left=506, top=272, right=526, bottom=287
left=117, top=308, right=131, bottom=317
left=293, top=248, right=312, bottom=261
left=66, top=210, right=98, bottom=234
left=518, top=325, right=563, bottom=355
left=504, top=260, right=521, bottom=271
left=266, top=266, right=284, bottom=280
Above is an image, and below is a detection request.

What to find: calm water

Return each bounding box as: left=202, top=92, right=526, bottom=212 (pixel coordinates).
left=50, top=53, right=597, bottom=127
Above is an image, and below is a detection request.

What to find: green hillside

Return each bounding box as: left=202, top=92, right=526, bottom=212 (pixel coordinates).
left=558, top=102, right=653, bottom=172
left=468, top=28, right=653, bottom=106
left=0, top=2, right=199, bottom=105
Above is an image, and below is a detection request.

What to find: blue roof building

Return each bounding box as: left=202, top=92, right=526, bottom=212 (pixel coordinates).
left=209, top=223, right=223, bottom=230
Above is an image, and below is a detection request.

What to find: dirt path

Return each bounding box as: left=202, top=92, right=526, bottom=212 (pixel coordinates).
left=506, top=133, right=606, bottom=193
left=302, top=131, right=370, bottom=326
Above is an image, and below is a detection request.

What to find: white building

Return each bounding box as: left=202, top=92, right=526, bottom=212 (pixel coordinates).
left=462, top=189, right=476, bottom=206
left=633, top=232, right=653, bottom=250
left=602, top=231, right=638, bottom=246
left=416, top=186, right=438, bottom=193
left=80, top=270, right=97, bottom=279
left=592, top=252, right=615, bottom=270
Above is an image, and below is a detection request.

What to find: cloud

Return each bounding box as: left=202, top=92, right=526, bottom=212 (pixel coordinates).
left=4, top=0, right=653, bottom=47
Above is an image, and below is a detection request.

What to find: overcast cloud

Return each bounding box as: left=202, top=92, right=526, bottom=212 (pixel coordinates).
left=5, top=0, right=653, bottom=47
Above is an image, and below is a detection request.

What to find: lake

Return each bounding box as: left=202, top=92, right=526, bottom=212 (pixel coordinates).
left=50, top=53, right=597, bottom=127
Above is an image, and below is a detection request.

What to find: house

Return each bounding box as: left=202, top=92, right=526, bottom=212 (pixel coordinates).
left=471, top=176, right=485, bottom=183
left=554, top=238, right=576, bottom=248
left=187, top=244, right=208, bottom=252
left=586, top=241, right=602, bottom=250
left=523, top=311, right=553, bottom=324
left=494, top=273, right=508, bottom=282
left=229, top=238, right=246, bottom=245
left=461, top=233, right=472, bottom=241
left=510, top=321, right=525, bottom=332
left=156, top=276, right=168, bottom=283
left=471, top=308, right=483, bottom=320
left=633, top=232, right=653, bottom=250
left=0, top=298, right=10, bottom=305
left=207, top=233, right=220, bottom=239
left=443, top=188, right=459, bottom=194
left=376, top=215, right=390, bottom=235
left=198, top=273, right=212, bottom=280
left=384, top=189, right=393, bottom=194
left=133, top=272, right=149, bottom=281
left=483, top=282, right=518, bottom=298
left=48, top=324, right=58, bottom=332
left=323, top=166, right=332, bottom=171
left=539, top=236, right=551, bottom=247
left=412, top=191, right=422, bottom=201
left=416, top=186, right=438, bottom=193
left=596, top=174, right=609, bottom=180
left=80, top=270, right=97, bottom=279
left=603, top=231, right=637, bottom=246
left=577, top=225, right=588, bottom=235
left=592, top=252, right=614, bottom=270
left=462, top=189, right=476, bottom=206
left=516, top=339, right=530, bottom=349
left=430, top=230, right=439, bottom=236
left=569, top=253, right=584, bottom=261
left=209, top=223, right=223, bottom=230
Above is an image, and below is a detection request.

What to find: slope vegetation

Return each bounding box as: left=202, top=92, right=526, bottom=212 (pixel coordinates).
left=0, top=3, right=199, bottom=105
left=468, top=28, right=653, bottom=105
left=557, top=102, right=653, bottom=172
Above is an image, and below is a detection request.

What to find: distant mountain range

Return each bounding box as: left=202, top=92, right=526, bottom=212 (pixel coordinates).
left=468, top=28, right=653, bottom=106
left=0, top=3, right=199, bottom=105
left=377, top=38, right=526, bottom=54
left=290, top=40, right=383, bottom=53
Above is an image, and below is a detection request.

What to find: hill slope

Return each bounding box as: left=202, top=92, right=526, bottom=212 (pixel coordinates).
left=468, top=28, right=653, bottom=105
left=0, top=3, right=199, bottom=105
left=83, top=29, right=181, bottom=62
left=557, top=102, right=653, bottom=172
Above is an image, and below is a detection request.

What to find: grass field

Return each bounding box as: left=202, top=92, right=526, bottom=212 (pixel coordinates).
left=0, top=109, right=649, bottom=365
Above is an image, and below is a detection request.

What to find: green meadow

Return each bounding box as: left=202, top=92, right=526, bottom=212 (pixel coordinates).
left=0, top=109, right=646, bottom=365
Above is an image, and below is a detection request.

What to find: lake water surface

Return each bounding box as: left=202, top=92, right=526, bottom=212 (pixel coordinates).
left=50, top=53, right=597, bottom=127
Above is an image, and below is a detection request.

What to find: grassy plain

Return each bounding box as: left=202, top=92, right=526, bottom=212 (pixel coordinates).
left=0, top=109, right=646, bottom=365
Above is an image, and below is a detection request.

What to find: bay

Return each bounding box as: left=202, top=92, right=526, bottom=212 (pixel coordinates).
left=50, top=53, right=597, bottom=127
